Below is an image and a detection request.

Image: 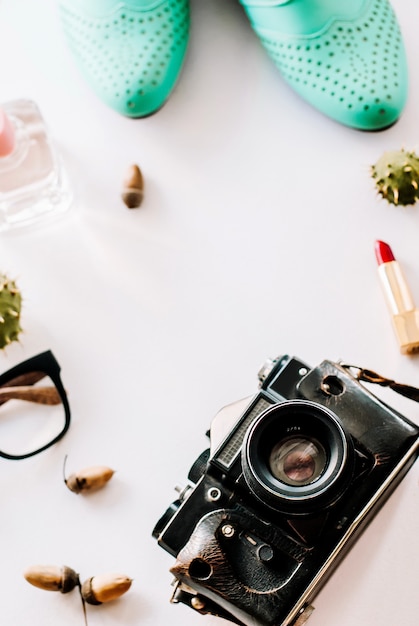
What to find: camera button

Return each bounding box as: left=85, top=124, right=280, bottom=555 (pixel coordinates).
left=256, top=544, right=274, bottom=563
left=207, top=487, right=221, bottom=502
left=221, top=524, right=235, bottom=538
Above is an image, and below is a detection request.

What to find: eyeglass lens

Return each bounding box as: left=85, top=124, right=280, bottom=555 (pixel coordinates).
left=0, top=371, right=66, bottom=458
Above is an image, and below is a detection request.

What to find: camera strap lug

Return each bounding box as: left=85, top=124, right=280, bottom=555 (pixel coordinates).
left=292, top=605, right=315, bottom=626
left=340, top=363, right=419, bottom=403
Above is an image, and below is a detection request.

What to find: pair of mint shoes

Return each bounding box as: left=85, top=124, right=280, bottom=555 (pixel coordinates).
left=59, top=0, right=408, bottom=130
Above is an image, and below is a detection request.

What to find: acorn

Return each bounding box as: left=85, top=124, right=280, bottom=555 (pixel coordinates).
left=23, top=565, right=79, bottom=593
left=64, top=462, right=115, bottom=494
left=81, top=574, right=132, bottom=605
left=121, top=164, right=144, bottom=208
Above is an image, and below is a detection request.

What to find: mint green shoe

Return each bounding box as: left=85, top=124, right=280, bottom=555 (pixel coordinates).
left=59, top=0, right=190, bottom=118
left=240, top=0, right=408, bottom=130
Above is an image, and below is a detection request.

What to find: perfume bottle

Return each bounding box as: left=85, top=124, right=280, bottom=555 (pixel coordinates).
left=0, top=99, right=72, bottom=231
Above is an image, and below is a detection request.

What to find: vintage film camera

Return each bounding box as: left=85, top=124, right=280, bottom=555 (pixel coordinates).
left=153, top=355, right=419, bottom=626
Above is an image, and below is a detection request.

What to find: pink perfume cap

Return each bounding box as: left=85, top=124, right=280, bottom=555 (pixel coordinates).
left=0, top=108, right=15, bottom=157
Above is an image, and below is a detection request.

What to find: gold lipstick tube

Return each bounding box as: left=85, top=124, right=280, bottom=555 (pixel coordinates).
left=376, top=246, right=419, bottom=354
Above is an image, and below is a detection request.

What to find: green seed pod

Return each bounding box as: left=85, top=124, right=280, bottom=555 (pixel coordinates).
left=0, top=273, right=22, bottom=349
left=81, top=573, right=132, bottom=605
left=64, top=464, right=115, bottom=494
left=371, top=148, right=419, bottom=206
left=23, top=565, right=79, bottom=593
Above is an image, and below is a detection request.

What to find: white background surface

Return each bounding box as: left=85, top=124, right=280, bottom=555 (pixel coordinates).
left=0, top=0, right=419, bottom=624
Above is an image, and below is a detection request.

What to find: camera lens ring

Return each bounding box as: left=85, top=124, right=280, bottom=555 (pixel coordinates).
left=242, top=400, right=354, bottom=515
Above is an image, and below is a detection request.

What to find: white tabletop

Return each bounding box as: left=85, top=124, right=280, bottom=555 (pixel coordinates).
left=0, top=0, right=419, bottom=624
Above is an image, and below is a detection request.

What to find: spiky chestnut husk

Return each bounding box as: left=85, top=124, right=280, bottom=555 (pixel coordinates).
left=371, top=148, right=419, bottom=206
left=0, top=274, right=22, bottom=349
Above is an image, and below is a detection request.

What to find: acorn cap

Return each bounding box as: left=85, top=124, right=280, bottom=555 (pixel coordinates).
left=121, top=189, right=144, bottom=209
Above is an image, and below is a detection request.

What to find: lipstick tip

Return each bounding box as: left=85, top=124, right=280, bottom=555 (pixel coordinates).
left=375, top=240, right=395, bottom=265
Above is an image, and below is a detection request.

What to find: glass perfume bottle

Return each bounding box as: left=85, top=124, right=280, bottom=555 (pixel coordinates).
left=0, top=99, right=72, bottom=231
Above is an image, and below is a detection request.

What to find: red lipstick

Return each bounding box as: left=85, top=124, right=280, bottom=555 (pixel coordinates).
left=375, top=240, right=395, bottom=265
left=375, top=240, right=419, bottom=354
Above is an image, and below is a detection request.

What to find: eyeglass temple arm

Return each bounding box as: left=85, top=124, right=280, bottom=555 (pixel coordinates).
left=0, top=386, right=61, bottom=405
left=0, top=371, right=61, bottom=406
left=0, top=385, right=62, bottom=405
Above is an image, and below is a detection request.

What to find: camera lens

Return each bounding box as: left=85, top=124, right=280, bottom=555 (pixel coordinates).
left=269, top=437, right=326, bottom=486
left=242, top=400, right=354, bottom=515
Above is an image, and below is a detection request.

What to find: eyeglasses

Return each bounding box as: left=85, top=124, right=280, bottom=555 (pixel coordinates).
left=0, top=351, right=70, bottom=460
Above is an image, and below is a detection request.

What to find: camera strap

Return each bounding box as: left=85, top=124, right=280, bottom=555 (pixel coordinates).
left=341, top=364, right=419, bottom=403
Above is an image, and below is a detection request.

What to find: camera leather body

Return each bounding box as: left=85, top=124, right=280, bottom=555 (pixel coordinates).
left=153, top=356, right=419, bottom=626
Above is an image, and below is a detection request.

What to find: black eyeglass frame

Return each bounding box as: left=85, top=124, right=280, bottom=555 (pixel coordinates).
left=0, top=350, right=71, bottom=460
